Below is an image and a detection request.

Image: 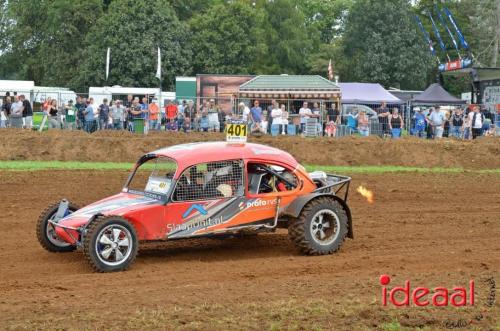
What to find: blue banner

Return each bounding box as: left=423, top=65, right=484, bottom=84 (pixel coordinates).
left=415, top=15, right=436, bottom=56
left=435, top=5, right=459, bottom=53
left=443, top=6, right=469, bottom=50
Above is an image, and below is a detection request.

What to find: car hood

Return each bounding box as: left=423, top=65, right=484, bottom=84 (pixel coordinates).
left=58, top=193, right=160, bottom=226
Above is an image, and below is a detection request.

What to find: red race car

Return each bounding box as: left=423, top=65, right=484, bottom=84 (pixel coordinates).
left=37, top=142, right=353, bottom=272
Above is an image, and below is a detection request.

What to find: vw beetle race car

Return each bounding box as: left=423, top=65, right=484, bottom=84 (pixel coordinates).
left=37, top=141, right=353, bottom=272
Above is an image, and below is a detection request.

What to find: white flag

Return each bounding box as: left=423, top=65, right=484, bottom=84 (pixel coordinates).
left=106, top=47, right=110, bottom=80
left=155, top=47, right=161, bottom=79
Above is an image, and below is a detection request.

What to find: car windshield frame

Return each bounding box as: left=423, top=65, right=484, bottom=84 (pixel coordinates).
left=124, top=154, right=178, bottom=201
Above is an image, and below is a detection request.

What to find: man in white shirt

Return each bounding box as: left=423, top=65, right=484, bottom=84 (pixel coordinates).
left=10, top=95, right=24, bottom=128
left=427, top=106, right=445, bottom=138
left=468, top=105, right=484, bottom=139
left=270, top=103, right=283, bottom=135
left=299, top=101, right=312, bottom=133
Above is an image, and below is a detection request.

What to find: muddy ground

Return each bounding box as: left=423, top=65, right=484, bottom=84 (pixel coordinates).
left=0, top=129, right=499, bottom=169
left=0, top=170, right=498, bottom=330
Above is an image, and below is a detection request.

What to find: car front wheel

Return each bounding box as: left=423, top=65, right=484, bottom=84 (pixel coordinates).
left=83, top=216, right=138, bottom=272
left=288, top=197, right=348, bottom=255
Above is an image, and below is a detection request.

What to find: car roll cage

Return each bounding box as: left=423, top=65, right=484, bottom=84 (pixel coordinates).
left=313, top=174, right=351, bottom=202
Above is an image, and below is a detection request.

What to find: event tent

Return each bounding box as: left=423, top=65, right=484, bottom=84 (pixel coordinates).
left=412, top=83, right=466, bottom=105
left=238, top=75, right=341, bottom=100
left=338, top=83, right=403, bottom=104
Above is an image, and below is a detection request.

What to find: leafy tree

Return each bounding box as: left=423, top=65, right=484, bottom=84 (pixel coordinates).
left=341, top=0, right=434, bottom=90
left=0, top=0, right=102, bottom=88
left=297, top=0, right=353, bottom=44
left=189, top=1, right=267, bottom=74
left=169, top=0, right=214, bottom=20
left=259, top=0, right=318, bottom=74
left=75, top=0, right=192, bottom=91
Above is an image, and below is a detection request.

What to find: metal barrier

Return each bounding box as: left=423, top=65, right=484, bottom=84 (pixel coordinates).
left=1, top=89, right=497, bottom=138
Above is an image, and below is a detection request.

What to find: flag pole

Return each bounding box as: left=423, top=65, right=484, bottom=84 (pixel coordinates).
left=156, top=46, right=162, bottom=131
left=105, top=47, right=110, bottom=82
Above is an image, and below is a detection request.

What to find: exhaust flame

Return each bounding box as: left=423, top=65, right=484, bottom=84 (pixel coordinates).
left=356, top=186, right=374, bottom=204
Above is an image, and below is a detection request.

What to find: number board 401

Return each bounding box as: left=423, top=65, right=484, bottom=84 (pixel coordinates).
left=225, top=122, right=248, bottom=144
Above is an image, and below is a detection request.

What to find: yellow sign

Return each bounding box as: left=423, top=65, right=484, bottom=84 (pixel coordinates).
left=225, top=123, right=248, bottom=143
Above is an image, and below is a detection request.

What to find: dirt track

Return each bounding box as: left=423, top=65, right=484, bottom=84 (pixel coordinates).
left=0, top=170, right=499, bottom=330
left=0, top=129, right=499, bottom=169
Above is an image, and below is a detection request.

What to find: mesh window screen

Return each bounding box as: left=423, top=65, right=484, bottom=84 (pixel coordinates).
left=173, top=160, right=244, bottom=201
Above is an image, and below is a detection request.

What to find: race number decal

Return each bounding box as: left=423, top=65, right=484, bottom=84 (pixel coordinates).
left=226, top=122, right=248, bottom=143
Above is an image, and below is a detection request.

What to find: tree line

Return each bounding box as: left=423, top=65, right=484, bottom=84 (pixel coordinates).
left=0, top=0, right=498, bottom=94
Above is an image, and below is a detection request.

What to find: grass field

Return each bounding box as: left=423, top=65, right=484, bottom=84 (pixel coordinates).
left=0, top=160, right=498, bottom=174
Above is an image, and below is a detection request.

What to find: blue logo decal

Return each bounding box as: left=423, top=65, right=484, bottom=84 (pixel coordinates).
left=182, top=204, right=208, bottom=219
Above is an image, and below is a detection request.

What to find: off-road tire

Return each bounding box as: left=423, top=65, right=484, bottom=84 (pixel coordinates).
left=288, top=197, right=348, bottom=255
left=83, top=215, right=138, bottom=272
left=36, top=201, right=80, bottom=253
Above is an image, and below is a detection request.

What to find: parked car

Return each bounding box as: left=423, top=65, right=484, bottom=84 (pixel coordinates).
left=341, top=104, right=383, bottom=136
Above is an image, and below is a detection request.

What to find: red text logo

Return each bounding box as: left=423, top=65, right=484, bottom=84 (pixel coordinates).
left=380, top=275, right=474, bottom=307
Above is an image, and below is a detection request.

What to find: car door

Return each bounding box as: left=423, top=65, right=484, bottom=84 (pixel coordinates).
left=242, top=161, right=303, bottom=223
left=163, top=159, right=246, bottom=239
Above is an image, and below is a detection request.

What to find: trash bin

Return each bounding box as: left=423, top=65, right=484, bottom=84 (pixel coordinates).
left=133, top=118, right=144, bottom=134
left=32, top=112, right=48, bottom=131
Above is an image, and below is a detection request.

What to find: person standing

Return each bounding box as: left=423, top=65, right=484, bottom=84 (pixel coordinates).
left=165, top=100, right=178, bottom=128
left=299, top=101, right=312, bottom=134
left=128, top=97, right=143, bottom=132
left=270, top=102, right=283, bottom=134
left=149, top=99, right=160, bottom=131
left=1, top=96, right=12, bottom=128
left=357, top=110, right=370, bottom=137
left=208, top=99, right=220, bottom=132
left=46, top=99, right=59, bottom=129
left=83, top=98, right=97, bottom=133
left=376, top=102, right=390, bottom=137
left=280, top=104, right=289, bottom=135
left=110, top=100, right=124, bottom=130
left=98, top=98, right=110, bottom=130
left=74, top=96, right=86, bottom=130
left=65, top=100, right=77, bottom=130
left=495, top=104, right=500, bottom=136
left=183, top=100, right=195, bottom=131
left=250, top=100, right=263, bottom=134
left=468, top=105, right=484, bottom=139
left=427, top=106, right=445, bottom=138
left=450, top=108, right=464, bottom=138
left=124, top=94, right=133, bottom=130
left=20, top=95, right=33, bottom=129
left=141, top=97, right=149, bottom=132
left=413, top=108, right=426, bottom=138
left=239, top=102, right=250, bottom=124
left=10, top=96, right=24, bottom=128
left=388, top=108, right=404, bottom=139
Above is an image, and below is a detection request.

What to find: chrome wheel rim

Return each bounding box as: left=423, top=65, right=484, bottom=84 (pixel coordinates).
left=95, top=225, right=132, bottom=266
left=310, top=209, right=340, bottom=246
left=47, top=213, right=72, bottom=247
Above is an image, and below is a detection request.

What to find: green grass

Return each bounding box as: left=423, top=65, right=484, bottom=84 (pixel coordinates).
left=0, top=160, right=498, bottom=174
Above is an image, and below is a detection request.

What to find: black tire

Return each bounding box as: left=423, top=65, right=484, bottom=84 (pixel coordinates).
left=83, top=215, right=138, bottom=272
left=288, top=197, right=348, bottom=255
left=36, top=201, right=80, bottom=253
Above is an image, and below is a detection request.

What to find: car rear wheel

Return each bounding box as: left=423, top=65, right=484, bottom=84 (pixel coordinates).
left=36, top=201, right=79, bottom=253
left=288, top=197, right=348, bottom=255
left=83, top=216, right=138, bottom=272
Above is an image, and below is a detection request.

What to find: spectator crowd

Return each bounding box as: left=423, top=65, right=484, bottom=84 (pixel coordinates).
left=0, top=92, right=498, bottom=140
